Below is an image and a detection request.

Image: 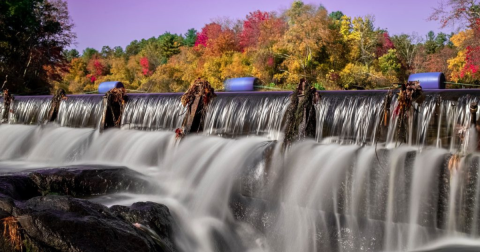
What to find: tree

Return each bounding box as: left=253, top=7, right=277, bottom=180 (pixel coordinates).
left=113, top=46, right=125, bottom=58
left=195, top=23, right=238, bottom=56
left=351, top=16, right=378, bottom=67
left=448, top=29, right=478, bottom=82
left=379, top=49, right=401, bottom=75
left=158, top=32, right=184, bottom=59
left=424, top=31, right=438, bottom=54
left=392, top=33, right=422, bottom=73
left=0, top=0, right=75, bottom=94
left=184, top=28, right=197, bottom=47
left=376, top=32, right=395, bottom=58
left=329, top=11, right=344, bottom=21
left=430, top=0, right=480, bottom=29
left=63, top=49, right=80, bottom=62
left=64, top=58, right=88, bottom=93
left=275, top=3, right=334, bottom=84
left=126, top=40, right=141, bottom=57
left=82, top=48, right=99, bottom=62
left=195, top=23, right=223, bottom=48
left=239, top=10, right=270, bottom=50
left=101, top=46, right=114, bottom=58
left=432, top=1, right=480, bottom=83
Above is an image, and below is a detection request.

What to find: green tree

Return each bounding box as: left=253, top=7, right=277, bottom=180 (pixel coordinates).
left=63, top=49, right=80, bottom=62
left=101, top=46, right=113, bottom=58
left=424, top=31, right=437, bottom=54
left=379, top=49, right=401, bottom=75
left=113, top=46, right=124, bottom=58
left=329, top=11, right=344, bottom=21
left=391, top=33, right=421, bottom=73
left=184, top=28, right=197, bottom=47
left=126, top=40, right=141, bottom=57
left=158, top=32, right=184, bottom=59
left=82, top=47, right=99, bottom=62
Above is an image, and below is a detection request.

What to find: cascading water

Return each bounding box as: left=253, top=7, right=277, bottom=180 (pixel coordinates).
left=57, top=95, right=104, bottom=128
left=3, top=91, right=479, bottom=146
left=1, top=90, right=480, bottom=251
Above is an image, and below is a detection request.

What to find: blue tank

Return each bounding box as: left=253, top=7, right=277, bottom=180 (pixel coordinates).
left=224, top=77, right=258, bottom=91
left=98, top=81, right=124, bottom=94
left=408, top=72, right=446, bottom=89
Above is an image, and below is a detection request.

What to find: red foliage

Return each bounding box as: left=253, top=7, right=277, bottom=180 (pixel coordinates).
left=194, top=23, right=223, bottom=48
left=461, top=45, right=480, bottom=78
left=267, top=56, right=274, bottom=67
left=376, top=32, right=395, bottom=57
left=86, top=59, right=107, bottom=83
left=93, top=60, right=104, bottom=76
left=86, top=74, right=96, bottom=83
left=140, top=57, right=152, bottom=76
left=240, top=11, right=270, bottom=50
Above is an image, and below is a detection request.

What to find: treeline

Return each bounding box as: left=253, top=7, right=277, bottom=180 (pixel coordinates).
left=2, top=0, right=477, bottom=94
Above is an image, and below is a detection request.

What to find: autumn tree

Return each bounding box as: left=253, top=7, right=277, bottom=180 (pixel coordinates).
left=376, top=32, right=395, bottom=58
left=275, top=2, right=334, bottom=84
left=195, top=23, right=238, bottom=56
left=431, top=0, right=480, bottom=83
left=239, top=10, right=271, bottom=50
left=379, top=49, right=401, bottom=77
left=64, top=58, right=88, bottom=93
left=0, top=0, right=75, bottom=94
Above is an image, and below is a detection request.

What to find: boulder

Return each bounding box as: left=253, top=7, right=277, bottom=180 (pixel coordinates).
left=111, top=202, right=176, bottom=252
left=29, top=166, right=156, bottom=197
left=0, top=166, right=174, bottom=252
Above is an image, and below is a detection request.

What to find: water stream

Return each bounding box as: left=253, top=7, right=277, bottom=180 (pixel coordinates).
left=1, top=90, right=480, bottom=251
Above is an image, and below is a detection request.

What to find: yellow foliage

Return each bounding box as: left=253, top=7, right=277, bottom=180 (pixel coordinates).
left=450, top=29, right=473, bottom=47
left=340, top=16, right=352, bottom=40
left=221, top=52, right=252, bottom=80
left=448, top=50, right=467, bottom=82
left=448, top=29, right=475, bottom=82
left=338, top=63, right=391, bottom=89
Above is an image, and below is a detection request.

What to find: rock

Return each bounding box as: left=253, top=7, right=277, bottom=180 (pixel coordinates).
left=0, top=166, right=175, bottom=252
left=29, top=166, right=156, bottom=197
left=111, top=202, right=176, bottom=252
left=1, top=195, right=174, bottom=252
left=0, top=175, right=40, bottom=200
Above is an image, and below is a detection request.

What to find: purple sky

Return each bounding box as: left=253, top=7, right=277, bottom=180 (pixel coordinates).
left=66, top=0, right=452, bottom=53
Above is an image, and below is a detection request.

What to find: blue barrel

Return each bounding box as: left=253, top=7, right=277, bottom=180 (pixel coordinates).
left=98, top=81, right=124, bottom=94
left=408, top=72, right=446, bottom=89
left=224, top=77, right=257, bottom=91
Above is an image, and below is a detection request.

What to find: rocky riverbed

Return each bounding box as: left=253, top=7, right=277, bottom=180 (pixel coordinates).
left=0, top=166, right=176, bottom=252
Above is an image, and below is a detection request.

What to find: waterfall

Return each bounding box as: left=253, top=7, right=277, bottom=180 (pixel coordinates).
left=57, top=95, right=104, bottom=128
left=1, top=89, right=480, bottom=251
left=2, top=91, right=479, bottom=148
left=0, top=125, right=480, bottom=251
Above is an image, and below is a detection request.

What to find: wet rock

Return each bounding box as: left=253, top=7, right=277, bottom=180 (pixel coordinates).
left=111, top=202, right=176, bottom=252
left=1, top=195, right=169, bottom=252
left=0, top=175, right=40, bottom=200
left=0, top=166, right=174, bottom=252
left=29, top=166, right=156, bottom=197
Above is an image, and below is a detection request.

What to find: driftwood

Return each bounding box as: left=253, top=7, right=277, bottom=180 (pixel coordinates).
left=283, top=79, right=320, bottom=147
left=47, top=89, right=68, bottom=122
left=175, top=79, right=216, bottom=139
left=393, top=81, right=425, bottom=144
left=2, top=89, right=14, bottom=123
left=101, top=87, right=128, bottom=131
